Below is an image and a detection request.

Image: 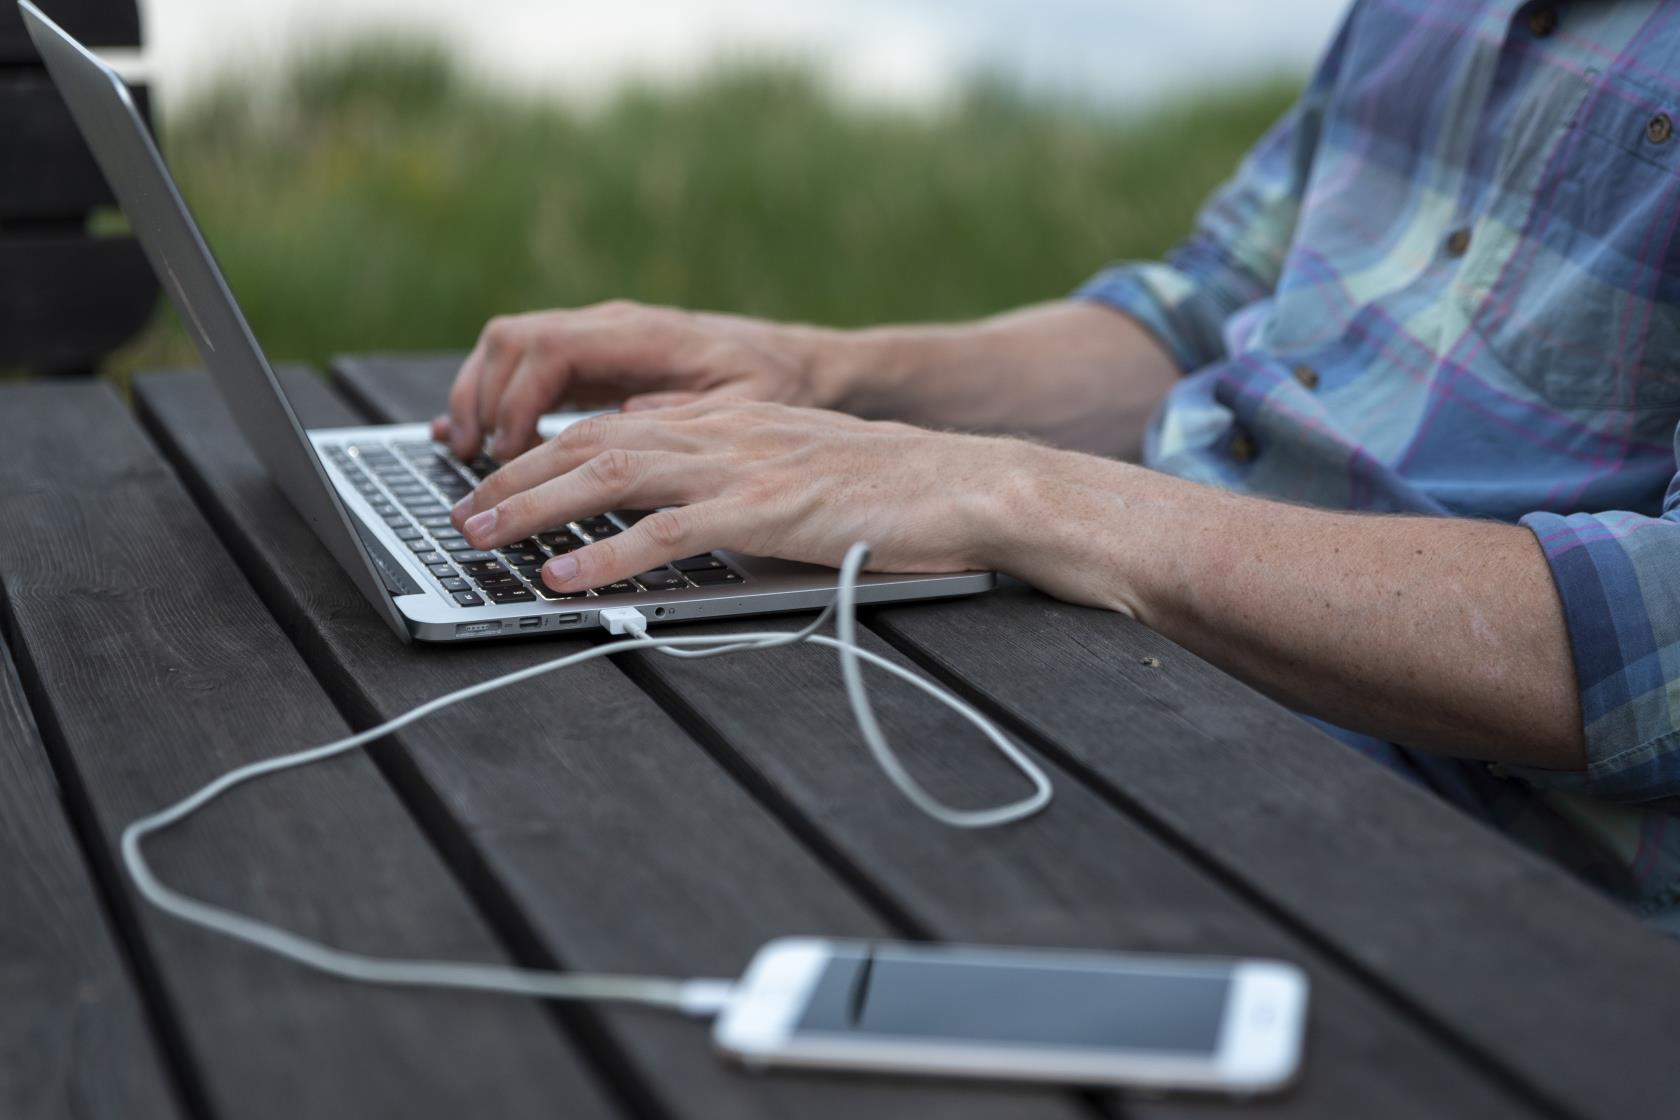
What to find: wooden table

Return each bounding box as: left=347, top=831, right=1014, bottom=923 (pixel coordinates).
left=2, top=357, right=1677, bottom=1120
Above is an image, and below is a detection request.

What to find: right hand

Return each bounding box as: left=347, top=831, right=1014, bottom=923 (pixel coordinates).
left=432, top=299, right=849, bottom=460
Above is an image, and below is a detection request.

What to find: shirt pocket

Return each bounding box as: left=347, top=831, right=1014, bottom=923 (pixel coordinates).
left=1469, top=74, right=1680, bottom=412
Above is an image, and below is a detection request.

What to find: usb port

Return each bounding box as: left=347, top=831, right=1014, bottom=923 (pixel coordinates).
left=518, top=617, right=542, bottom=630
left=555, top=613, right=582, bottom=625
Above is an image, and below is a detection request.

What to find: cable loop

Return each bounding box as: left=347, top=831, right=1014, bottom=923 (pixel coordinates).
left=120, top=542, right=1052, bottom=1011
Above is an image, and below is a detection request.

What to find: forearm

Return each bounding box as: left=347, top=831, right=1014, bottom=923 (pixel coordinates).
left=819, top=301, right=1181, bottom=459
left=987, top=450, right=1585, bottom=770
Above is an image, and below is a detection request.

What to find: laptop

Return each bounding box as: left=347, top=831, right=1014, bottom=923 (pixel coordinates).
left=20, top=1, right=994, bottom=643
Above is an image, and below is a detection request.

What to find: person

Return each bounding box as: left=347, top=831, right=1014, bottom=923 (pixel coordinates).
left=438, top=0, right=1680, bottom=928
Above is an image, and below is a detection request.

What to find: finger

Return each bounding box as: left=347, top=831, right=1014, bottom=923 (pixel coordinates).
left=490, top=348, right=569, bottom=461
left=453, top=414, right=689, bottom=525
left=446, top=344, right=488, bottom=458
left=430, top=414, right=449, bottom=441
left=542, top=503, right=732, bottom=592
left=622, top=390, right=704, bottom=412
left=473, top=318, right=529, bottom=456
left=460, top=450, right=714, bottom=551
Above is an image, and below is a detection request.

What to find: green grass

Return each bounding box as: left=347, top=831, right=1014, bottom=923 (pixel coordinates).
left=105, top=42, right=1300, bottom=379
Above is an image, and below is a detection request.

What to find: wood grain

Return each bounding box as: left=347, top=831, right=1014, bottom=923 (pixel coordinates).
left=0, top=381, right=619, bottom=1119
left=0, top=236, right=157, bottom=372
left=327, top=354, right=1542, bottom=1120
left=0, top=0, right=140, bottom=62
left=0, top=635, right=179, bottom=1119
left=136, top=367, right=1080, bottom=1120
left=0, top=74, right=151, bottom=219
left=867, top=588, right=1680, bottom=1120
left=335, top=351, right=1680, bottom=1120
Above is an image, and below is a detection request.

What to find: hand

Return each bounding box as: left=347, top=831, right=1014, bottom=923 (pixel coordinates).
left=432, top=300, right=853, bottom=462
left=449, top=399, right=1030, bottom=594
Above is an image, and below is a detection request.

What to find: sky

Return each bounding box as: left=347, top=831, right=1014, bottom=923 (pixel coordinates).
left=128, top=0, right=1350, bottom=111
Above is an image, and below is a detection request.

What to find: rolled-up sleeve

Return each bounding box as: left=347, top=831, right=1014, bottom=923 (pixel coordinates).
left=1075, top=6, right=1355, bottom=374
left=1519, top=500, right=1680, bottom=806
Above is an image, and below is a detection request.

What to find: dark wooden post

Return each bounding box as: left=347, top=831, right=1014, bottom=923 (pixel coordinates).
left=0, top=0, right=158, bottom=375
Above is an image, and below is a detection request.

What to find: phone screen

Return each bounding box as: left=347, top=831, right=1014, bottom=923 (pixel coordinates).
left=792, top=945, right=1232, bottom=1054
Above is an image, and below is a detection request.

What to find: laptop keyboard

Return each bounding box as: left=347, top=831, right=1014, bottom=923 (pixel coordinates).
left=322, top=440, right=744, bottom=607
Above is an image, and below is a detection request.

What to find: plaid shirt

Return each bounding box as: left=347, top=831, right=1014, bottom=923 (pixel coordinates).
left=1079, top=0, right=1680, bottom=922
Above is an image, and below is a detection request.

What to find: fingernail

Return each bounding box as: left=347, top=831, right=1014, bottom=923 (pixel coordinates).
left=545, top=555, right=578, bottom=585
left=452, top=496, right=474, bottom=521
left=464, top=508, right=498, bottom=540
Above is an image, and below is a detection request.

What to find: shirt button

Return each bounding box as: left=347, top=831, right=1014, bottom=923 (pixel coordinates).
left=1229, top=430, right=1257, bottom=463
left=1292, top=363, right=1320, bottom=390
left=1528, top=5, right=1558, bottom=37
left=1647, top=113, right=1674, bottom=145
left=1445, top=228, right=1473, bottom=257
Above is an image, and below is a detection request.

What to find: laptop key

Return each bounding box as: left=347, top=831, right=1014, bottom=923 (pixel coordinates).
left=635, top=568, right=689, bottom=592
left=453, top=591, right=484, bottom=607
left=592, top=581, right=641, bottom=596
left=439, top=539, right=474, bottom=553
left=500, top=548, right=544, bottom=567
left=531, top=584, right=585, bottom=601
left=384, top=515, right=410, bottom=529
left=454, top=550, right=497, bottom=565
left=537, top=529, right=585, bottom=552
left=687, top=568, right=744, bottom=586
left=427, top=562, right=456, bottom=577
left=577, top=515, right=619, bottom=539
left=473, top=571, right=518, bottom=587
left=461, top=558, right=508, bottom=575
left=413, top=551, right=445, bottom=566
left=671, top=554, right=725, bottom=572
left=440, top=577, right=472, bottom=593
left=418, top=514, right=454, bottom=529
left=487, top=586, right=535, bottom=604
left=394, top=528, right=423, bottom=542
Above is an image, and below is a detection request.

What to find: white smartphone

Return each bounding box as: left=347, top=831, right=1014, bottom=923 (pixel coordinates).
left=714, top=938, right=1308, bottom=1093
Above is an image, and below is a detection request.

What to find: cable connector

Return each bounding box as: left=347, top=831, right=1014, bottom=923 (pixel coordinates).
left=676, top=978, right=737, bottom=1018
left=599, top=605, right=650, bottom=637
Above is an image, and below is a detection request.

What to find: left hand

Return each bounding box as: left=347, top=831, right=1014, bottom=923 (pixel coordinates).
left=449, top=399, right=1028, bottom=594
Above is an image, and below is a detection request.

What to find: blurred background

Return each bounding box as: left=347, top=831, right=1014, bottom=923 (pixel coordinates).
left=96, top=1, right=1344, bottom=379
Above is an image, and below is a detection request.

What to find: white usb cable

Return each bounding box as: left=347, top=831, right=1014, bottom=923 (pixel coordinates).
left=120, top=543, right=1053, bottom=1015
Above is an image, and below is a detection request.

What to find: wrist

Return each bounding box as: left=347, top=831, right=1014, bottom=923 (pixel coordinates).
left=972, top=445, right=1190, bottom=620
left=807, top=323, right=968, bottom=416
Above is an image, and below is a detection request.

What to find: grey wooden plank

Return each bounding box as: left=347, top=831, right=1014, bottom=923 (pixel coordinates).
left=0, top=635, right=179, bottom=1119
left=0, top=381, right=621, bottom=1119
left=135, top=366, right=1085, bottom=1120
left=328, top=354, right=1542, bottom=1119
left=0, top=75, right=151, bottom=219
left=865, top=587, right=1680, bottom=1120
left=0, top=0, right=139, bottom=62
left=0, top=236, right=157, bottom=372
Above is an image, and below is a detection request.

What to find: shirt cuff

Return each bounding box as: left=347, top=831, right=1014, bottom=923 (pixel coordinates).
left=1515, top=510, right=1680, bottom=805
left=1073, top=261, right=1226, bottom=376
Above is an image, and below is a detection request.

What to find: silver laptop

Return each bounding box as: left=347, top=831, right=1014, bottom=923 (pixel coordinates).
left=22, top=1, right=994, bottom=643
